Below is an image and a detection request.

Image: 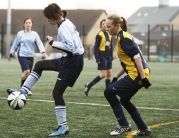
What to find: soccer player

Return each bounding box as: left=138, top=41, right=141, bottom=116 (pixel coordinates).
left=104, top=14, right=152, bottom=136
left=84, top=19, right=113, bottom=96
left=7, top=3, right=84, bottom=137
left=8, top=17, right=47, bottom=96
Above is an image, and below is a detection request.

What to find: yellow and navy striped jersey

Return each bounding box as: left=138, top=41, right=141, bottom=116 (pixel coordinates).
left=97, top=31, right=112, bottom=51
left=94, top=31, right=112, bottom=61
left=117, top=30, right=150, bottom=82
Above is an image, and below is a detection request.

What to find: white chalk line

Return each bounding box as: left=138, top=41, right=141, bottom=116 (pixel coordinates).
left=1, top=97, right=179, bottom=112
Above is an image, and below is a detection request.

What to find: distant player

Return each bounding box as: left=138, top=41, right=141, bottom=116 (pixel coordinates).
left=7, top=3, right=84, bottom=137
left=84, top=19, right=113, bottom=96
left=8, top=17, right=47, bottom=95
left=104, top=14, right=152, bottom=136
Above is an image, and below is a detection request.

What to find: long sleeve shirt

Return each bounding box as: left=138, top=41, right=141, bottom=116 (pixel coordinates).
left=9, top=30, right=45, bottom=57
left=49, top=18, right=84, bottom=57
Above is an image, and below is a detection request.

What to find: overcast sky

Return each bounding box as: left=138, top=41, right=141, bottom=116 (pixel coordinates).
left=1, top=0, right=179, bottom=18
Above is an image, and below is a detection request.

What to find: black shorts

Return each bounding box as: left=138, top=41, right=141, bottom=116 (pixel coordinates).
left=98, top=52, right=112, bottom=70
left=52, top=55, right=84, bottom=87
left=18, top=56, right=34, bottom=72
left=108, top=75, right=142, bottom=98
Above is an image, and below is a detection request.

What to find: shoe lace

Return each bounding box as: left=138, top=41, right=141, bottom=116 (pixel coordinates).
left=84, top=84, right=89, bottom=92
left=115, top=126, right=129, bottom=134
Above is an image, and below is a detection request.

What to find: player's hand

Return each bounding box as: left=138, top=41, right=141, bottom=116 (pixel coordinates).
left=111, top=77, right=118, bottom=84
left=42, top=53, right=47, bottom=59
left=8, top=57, right=11, bottom=61
left=46, top=35, right=53, bottom=42
left=141, top=78, right=151, bottom=89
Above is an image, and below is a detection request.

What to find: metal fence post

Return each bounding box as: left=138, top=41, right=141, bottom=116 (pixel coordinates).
left=1, top=24, right=4, bottom=58
left=148, top=24, right=150, bottom=62
left=171, top=24, right=173, bottom=63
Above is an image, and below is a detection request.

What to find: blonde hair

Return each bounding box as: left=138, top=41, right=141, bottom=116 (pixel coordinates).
left=107, top=14, right=128, bottom=32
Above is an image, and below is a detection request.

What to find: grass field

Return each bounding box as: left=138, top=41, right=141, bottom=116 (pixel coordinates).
left=0, top=59, right=179, bottom=138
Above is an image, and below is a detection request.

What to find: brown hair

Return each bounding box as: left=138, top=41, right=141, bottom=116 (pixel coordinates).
left=23, top=17, right=33, bottom=24
left=43, top=3, right=67, bottom=20
left=100, top=19, right=106, bottom=28
left=107, top=14, right=128, bottom=32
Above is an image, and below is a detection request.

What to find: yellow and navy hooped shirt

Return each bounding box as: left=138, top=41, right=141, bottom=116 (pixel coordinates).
left=117, top=30, right=150, bottom=82
left=94, top=30, right=112, bottom=61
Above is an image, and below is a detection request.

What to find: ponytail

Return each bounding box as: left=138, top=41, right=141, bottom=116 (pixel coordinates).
left=62, top=10, right=68, bottom=18
left=121, top=17, right=128, bottom=32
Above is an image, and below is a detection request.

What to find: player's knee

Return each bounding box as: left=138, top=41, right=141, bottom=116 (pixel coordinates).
left=23, top=70, right=30, bottom=77
left=104, top=88, right=111, bottom=98
left=34, top=61, right=41, bottom=69
left=104, top=88, right=120, bottom=107
left=33, top=61, right=43, bottom=72
left=104, top=88, right=115, bottom=101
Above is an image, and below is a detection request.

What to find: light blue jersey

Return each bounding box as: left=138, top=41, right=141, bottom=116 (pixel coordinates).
left=10, top=30, right=45, bottom=57
left=50, top=18, right=84, bottom=57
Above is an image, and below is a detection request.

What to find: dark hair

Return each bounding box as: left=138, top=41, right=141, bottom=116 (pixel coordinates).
left=100, top=19, right=106, bottom=28
left=107, top=14, right=128, bottom=32
left=43, top=3, right=67, bottom=20
left=23, top=17, right=33, bottom=24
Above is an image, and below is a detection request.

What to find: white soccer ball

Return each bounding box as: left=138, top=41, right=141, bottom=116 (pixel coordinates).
left=7, top=91, right=26, bottom=110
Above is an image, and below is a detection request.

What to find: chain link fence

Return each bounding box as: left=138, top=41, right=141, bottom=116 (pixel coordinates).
left=1, top=23, right=179, bottom=62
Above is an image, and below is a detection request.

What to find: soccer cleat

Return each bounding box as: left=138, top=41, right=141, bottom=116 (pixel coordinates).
left=19, top=89, right=28, bottom=97
left=7, top=88, right=28, bottom=97
left=110, top=124, right=132, bottom=136
left=132, top=128, right=151, bottom=136
left=27, top=91, right=33, bottom=96
left=49, top=125, right=69, bottom=137
left=84, top=84, right=91, bottom=96
left=7, top=88, right=16, bottom=95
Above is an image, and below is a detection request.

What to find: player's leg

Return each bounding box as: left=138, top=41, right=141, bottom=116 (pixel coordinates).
left=84, top=59, right=107, bottom=96
left=105, top=59, right=112, bottom=88
left=7, top=57, right=33, bottom=95
left=84, top=70, right=106, bottom=96
left=49, top=82, right=69, bottom=137
left=49, top=55, right=83, bottom=136
left=21, top=57, right=34, bottom=95
left=7, top=59, right=58, bottom=96
left=105, top=69, right=111, bottom=88
left=108, top=75, right=151, bottom=136
left=120, top=98, right=151, bottom=136
left=104, top=88, right=131, bottom=136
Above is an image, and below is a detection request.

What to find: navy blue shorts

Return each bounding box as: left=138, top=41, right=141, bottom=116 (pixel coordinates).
left=18, top=56, right=34, bottom=72
left=51, top=55, right=84, bottom=87
left=108, top=75, right=142, bottom=98
left=98, top=52, right=112, bottom=70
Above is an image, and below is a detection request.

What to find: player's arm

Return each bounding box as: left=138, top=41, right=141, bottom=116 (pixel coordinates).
left=111, top=68, right=125, bottom=84
left=134, top=54, right=151, bottom=88
left=8, top=34, right=19, bottom=61
left=94, top=35, right=101, bottom=63
left=110, top=37, right=113, bottom=60
left=46, top=35, right=73, bottom=53
left=134, top=55, right=145, bottom=79
left=115, top=68, right=125, bottom=78
left=35, top=33, right=47, bottom=59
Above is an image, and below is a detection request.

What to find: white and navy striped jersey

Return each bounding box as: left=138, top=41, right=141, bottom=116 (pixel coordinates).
left=50, top=18, right=84, bottom=57
left=10, top=30, right=45, bottom=57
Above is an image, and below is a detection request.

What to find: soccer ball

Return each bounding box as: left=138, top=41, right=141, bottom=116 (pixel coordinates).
left=7, top=91, right=26, bottom=110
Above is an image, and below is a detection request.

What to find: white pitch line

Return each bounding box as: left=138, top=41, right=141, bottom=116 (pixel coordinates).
left=2, top=97, right=179, bottom=112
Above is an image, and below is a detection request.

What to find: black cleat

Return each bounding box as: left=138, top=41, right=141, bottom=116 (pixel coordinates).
left=7, top=88, right=16, bottom=95
left=132, top=128, right=151, bottom=136
left=84, top=84, right=91, bottom=96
